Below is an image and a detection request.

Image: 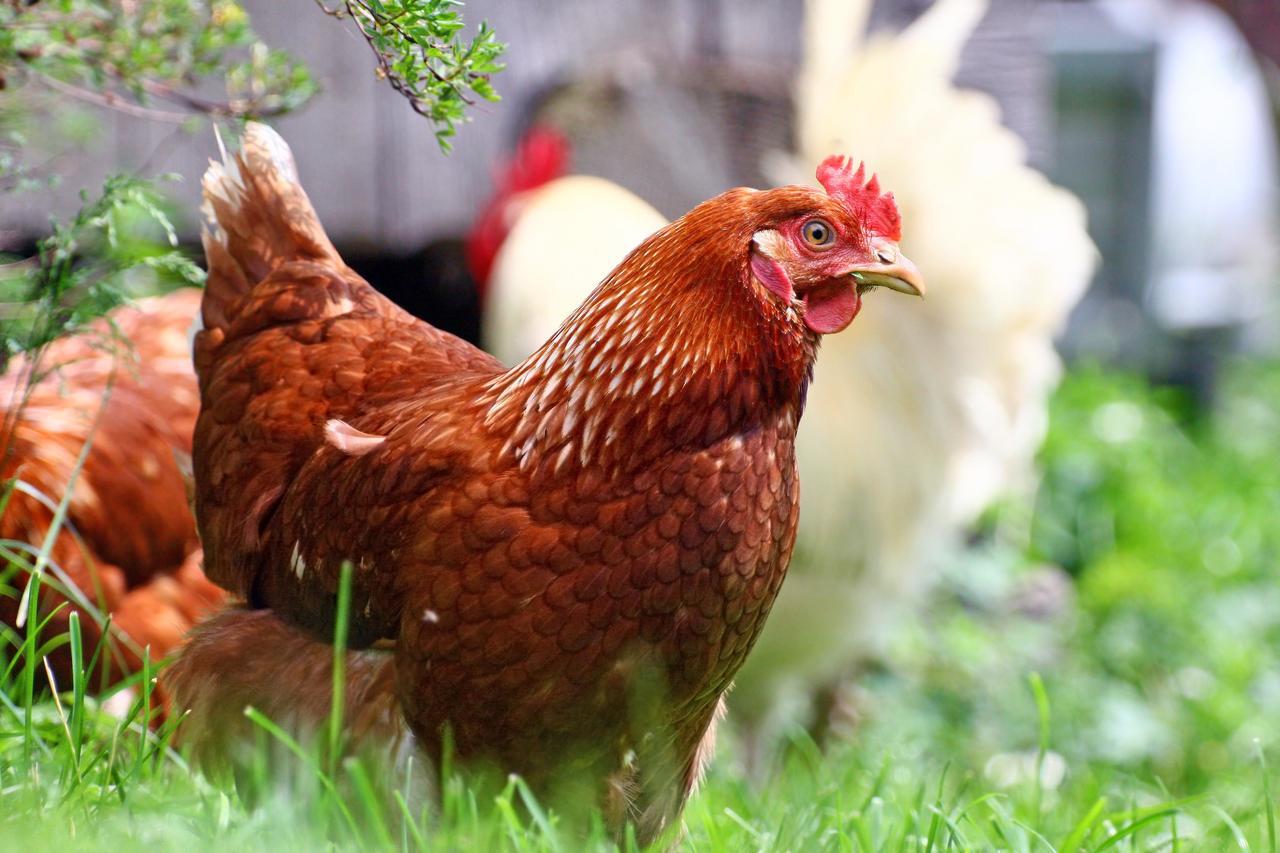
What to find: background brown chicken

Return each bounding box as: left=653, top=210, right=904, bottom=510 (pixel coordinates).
left=168, top=123, right=922, bottom=840
left=0, top=288, right=224, bottom=691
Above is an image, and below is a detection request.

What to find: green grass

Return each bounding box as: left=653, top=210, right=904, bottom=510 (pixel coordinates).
left=4, top=362, right=1280, bottom=850
left=0, top=678, right=1274, bottom=851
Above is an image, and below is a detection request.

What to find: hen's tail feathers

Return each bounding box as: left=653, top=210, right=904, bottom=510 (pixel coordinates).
left=200, top=122, right=341, bottom=332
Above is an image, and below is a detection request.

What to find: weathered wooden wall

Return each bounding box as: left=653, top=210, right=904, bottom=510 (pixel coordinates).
left=0, top=0, right=1053, bottom=252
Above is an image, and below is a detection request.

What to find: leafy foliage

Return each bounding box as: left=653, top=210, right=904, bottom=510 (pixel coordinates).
left=314, top=0, right=505, bottom=151
left=0, top=0, right=504, bottom=372
left=839, top=361, right=1280, bottom=848
left=0, top=0, right=315, bottom=126
left=0, top=175, right=204, bottom=373
left=0, top=1, right=312, bottom=380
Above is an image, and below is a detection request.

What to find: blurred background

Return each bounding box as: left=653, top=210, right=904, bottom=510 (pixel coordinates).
left=3, top=0, right=1277, bottom=376
left=2, top=0, right=1279, bottom=833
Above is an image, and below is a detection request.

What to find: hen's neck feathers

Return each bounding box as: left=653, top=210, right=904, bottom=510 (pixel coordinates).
left=483, top=189, right=817, bottom=477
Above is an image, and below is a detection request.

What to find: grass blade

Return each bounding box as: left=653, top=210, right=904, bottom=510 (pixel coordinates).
left=327, top=560, right=354, bottom=779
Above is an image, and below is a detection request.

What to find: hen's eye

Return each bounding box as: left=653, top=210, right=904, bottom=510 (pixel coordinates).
left=801, top=218, right=835, bottom=248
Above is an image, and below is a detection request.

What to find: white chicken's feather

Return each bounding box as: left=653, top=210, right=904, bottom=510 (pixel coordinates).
left=482, top=0, right=1096, bottom=731
left=483, top=176, right=666, bottom=367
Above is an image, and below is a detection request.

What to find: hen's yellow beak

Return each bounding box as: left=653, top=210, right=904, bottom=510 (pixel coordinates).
left=849, top=240, right=924, bottom=297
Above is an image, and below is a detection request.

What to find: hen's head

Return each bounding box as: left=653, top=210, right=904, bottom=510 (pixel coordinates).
left=746, top=155, right=923, bottom=335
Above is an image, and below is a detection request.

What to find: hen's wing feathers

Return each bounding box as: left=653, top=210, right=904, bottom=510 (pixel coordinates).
left=195, top=280, right=501, bottom=638
left=233, top=367, right=496, bottom=645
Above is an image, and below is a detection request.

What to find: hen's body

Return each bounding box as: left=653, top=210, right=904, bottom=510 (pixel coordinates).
left=194, top=249, right=797, bottom=816
left=0, top=288, right=223, bottom=686
left=172, top=125, right=920, bottom=837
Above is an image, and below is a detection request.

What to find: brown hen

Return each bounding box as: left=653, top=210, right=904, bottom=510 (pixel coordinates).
left=169, top=123, right=922, bottom=839
left=0, top=288, right=224, bottom=690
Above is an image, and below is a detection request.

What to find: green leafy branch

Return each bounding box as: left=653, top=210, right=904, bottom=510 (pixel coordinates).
left=0, top=1, right=316, bottom=125
left=314, top=0, right=504, bottom=151
left=0, top=2, right=306, bottom=368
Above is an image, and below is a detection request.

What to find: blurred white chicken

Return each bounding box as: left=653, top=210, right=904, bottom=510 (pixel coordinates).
left=478, top=0, right=1096, bottom=733
left=480, top=172, right=666, bottom=360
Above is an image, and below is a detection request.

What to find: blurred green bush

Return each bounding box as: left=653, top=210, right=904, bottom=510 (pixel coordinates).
left=852, top=360, right=1280, bottom=814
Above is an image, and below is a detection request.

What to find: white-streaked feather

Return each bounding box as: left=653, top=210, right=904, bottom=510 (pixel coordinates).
left=324, top=419, right=387, bottom=457
left=483, top=176, right=666, bottom=367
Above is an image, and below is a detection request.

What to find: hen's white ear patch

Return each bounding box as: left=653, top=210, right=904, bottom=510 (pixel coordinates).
left=752, top=228, right=786, bottom=259
left=325, top=419, right=386, bottom=456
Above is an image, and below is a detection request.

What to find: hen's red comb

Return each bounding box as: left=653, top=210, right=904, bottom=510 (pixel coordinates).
left=816, top=155, right=901, bottom=241
left=495, top=126, right=571, bottom=197
left=466, top=126, right=571, bottom=292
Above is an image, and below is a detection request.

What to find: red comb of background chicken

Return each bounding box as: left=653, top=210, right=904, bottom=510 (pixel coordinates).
left=816, top=155, right=901, bottom=241
left=465, top=125, right=571, bottom=292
